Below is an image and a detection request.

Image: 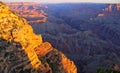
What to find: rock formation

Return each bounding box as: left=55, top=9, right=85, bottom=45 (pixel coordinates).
left=103, top=4, right=120, bottom=12
left=0, top=2, right=77, bottom=73
left=6, top=2, right=47, bottom=23
left=98, top=4, right=120, bottom=16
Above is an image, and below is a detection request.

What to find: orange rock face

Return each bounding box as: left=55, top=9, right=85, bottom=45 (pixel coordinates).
left=62, top=55, right=77, bottom=73
left=35, top=42, right=77, bottom=73
left=35, top=42, right=53, bottom=56
left=0, top=2, right=77, bottom=73
left=98, top=13, right=105, bottom=17
left=6, top=2, right=47, bottom=24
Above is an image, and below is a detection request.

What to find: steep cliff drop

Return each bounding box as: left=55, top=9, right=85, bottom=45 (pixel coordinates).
left=0, top=2, right=77, bottom=73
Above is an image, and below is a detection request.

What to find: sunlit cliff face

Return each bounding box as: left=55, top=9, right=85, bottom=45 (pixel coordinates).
left=0, top=2, right=42, bottom=69
left=0, top=2, right=77, bottom=73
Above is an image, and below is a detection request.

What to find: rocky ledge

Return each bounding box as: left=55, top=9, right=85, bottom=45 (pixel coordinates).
left=0, top=2, right=77, bottom=73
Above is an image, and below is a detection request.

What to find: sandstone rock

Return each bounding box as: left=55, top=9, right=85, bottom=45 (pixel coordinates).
left=6, top=2, right=47, bottom=23
left=0, top=2, right=77, bottom=73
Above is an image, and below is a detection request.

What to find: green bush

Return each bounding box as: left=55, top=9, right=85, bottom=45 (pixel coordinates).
left=97, top=68, right=120, bottom=73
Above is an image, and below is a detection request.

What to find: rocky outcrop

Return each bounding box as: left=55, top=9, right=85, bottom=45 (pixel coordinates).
left=98, top=13, right=105, bottom=17
left=102, top=4, right=120, bottom=12
left=6, top=2, right=47, bottom=23
left=0, top=2, right=77, bottom=73
left=98, top=4, right=120, bottom=16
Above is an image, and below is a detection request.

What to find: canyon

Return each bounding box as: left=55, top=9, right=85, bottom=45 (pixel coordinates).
left=3, top=2, right=120, bottom=73
left=0, top=2, right=77, bottom=73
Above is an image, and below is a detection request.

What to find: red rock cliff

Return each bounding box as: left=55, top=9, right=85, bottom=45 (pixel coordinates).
left=6, top=2, right=47, bottom=23
left=0, top=2, right=77, bottom=73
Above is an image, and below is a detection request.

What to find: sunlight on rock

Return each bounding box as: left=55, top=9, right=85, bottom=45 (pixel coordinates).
left=0, top=1, right=42, bottom=69
left=0, top=1, right=77, bottom=73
